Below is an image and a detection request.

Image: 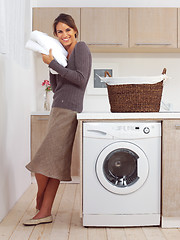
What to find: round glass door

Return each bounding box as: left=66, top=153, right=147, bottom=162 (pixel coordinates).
left=96, top=141, right=149, bottom=195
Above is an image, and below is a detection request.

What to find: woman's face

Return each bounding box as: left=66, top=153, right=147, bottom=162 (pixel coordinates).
left=56, top=22, right=77, bottom=49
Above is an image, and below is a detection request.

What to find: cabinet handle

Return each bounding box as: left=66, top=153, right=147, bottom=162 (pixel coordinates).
left=135, top=43, right=171, bottom=46
left=88, top=43, right=123, bottom=45
left=37, top=118, right=49, bottom=121
left=175, top=124, right=180, bottom=129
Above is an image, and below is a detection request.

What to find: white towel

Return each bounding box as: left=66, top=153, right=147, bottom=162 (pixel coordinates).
left=98, top=74, right=168, bottom=85
left=25, top=40, right=48, bottom=54
left=25, top=30, right=68, bottom=74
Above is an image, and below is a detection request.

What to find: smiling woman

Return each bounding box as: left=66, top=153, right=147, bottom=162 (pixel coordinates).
left=55, top=22, right=77, bottom=58
left=53, top=13, right=79, bottom=58
left=24, top=13, right=92, bottom=226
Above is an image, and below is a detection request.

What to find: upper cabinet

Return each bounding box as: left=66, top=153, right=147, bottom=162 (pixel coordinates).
left=32, top=7, right=180, bottom=52
left=80, top=8, right=128, bottom=51
left=129, top=8, right=178, bottom=49
left=33, top=8, right=81, bottom=41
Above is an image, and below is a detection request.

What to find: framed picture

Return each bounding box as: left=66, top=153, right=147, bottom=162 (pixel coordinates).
left=87, top=63, right=118, bottom=95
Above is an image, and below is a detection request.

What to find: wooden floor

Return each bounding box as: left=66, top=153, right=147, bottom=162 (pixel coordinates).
left=0, top=183, right=180, bottom=240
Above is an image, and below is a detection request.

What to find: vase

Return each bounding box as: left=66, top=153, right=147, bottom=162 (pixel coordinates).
left=43, top=91, right=50, bottom=111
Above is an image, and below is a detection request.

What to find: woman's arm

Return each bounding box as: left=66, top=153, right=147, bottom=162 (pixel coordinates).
left=49, top=42, right=92, bottom=88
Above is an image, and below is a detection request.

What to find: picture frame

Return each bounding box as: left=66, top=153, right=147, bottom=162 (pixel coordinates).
left=87, top=63, right=118, bottom=95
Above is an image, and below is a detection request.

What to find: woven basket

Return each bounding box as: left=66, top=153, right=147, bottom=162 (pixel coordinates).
left=104, top=69, right=166, bottom=113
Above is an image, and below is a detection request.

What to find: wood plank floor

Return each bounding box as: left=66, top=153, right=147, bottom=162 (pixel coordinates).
left=0, top=183, right=180, bottom=240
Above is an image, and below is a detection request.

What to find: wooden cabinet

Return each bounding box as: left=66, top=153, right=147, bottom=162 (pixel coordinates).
left=32, top=7, right=180, bottom=52
left=33, top=8, right=81, bottom=40
left=31, top=115, right=49, bottom=160
left=130, top=8, right=178, bottom=49
left=178, top=9, right=180, bottom=48
left=162, top=120, right=180, bottom=226
left=31, top=115, right=80, bottom=177
left=81, top=8, right=128, bottom=51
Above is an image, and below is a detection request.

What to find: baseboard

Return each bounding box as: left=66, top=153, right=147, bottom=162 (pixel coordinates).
left=161, top=216, right=180, bottom=228
left=83, top=214, right=160, bottom=227
left=31, top=175, right=80, bottom=184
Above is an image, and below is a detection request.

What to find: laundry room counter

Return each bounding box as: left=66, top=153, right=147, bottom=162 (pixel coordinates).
left=77, top=111, right=180, bottom=120
left=77, top=112, right=180, bottom=229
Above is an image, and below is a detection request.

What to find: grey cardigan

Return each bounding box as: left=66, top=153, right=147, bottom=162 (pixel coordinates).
left=49, top=41, right=92, bottom=113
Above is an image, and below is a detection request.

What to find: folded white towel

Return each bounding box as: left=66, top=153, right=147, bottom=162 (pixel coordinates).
left=25, top=39, right=47, bottom=54
left=25, top=30, right=68, bottom=74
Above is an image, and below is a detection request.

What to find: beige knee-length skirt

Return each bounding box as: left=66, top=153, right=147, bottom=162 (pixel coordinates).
left=26, top=107, right=78, bottom=181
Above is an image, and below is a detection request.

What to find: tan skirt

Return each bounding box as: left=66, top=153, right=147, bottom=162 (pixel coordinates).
left=26, top=107, right=78, bottom=181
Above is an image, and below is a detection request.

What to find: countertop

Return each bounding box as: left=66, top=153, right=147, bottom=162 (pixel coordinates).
left=77, top=112, right=180, bottom=120
left=31, top=111, right=180, bottom=120
left=31, top=111, right=50, bottom=115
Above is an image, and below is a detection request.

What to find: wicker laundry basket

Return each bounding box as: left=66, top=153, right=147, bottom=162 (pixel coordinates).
left=103, top=68, right=166, bottom=113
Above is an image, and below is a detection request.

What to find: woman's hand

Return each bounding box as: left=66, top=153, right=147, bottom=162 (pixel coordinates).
left=42, top=49, right=54, bottom=65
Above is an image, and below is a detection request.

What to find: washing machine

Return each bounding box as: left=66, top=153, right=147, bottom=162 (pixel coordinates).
left=82, top=121, right=161, bottom=227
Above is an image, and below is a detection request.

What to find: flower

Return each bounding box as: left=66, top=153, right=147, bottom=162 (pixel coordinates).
left=42, top=80, right=52, bottom=92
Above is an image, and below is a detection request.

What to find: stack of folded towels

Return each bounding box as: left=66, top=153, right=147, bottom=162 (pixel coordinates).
left=25, top=30, right=68, bottom=74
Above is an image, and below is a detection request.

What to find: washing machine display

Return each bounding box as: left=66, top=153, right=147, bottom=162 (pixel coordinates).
left=96, top=141, right=149, bottom=194
left=83, top=121, right=161, bottom=227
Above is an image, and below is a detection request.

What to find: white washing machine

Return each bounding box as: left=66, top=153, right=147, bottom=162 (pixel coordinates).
left=83, top=121, right=161, bottom=227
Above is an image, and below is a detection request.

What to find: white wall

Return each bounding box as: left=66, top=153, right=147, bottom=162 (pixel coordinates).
left=0, top=0, right=36, bottom=221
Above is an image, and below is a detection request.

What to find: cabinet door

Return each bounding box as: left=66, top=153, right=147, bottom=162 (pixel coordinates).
left=81, top=8, right=128, bottom=49
left=31, top=115, right=80, bottom=177
left=162, top=120, right=180, bottom=217
left=33, top=8, right=80, bottom=40
left=178, top=9, right=180, bottom=48
left=130, top=8, right=177, bottom=49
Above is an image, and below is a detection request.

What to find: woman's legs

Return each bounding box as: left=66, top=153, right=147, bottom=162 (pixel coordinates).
left=33, top=173, right=60, bottom=219
left=35, top=173, right=49, bottom=210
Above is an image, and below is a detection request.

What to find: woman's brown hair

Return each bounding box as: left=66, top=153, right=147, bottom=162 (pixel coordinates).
left=53, top=13, right=78, bottom=38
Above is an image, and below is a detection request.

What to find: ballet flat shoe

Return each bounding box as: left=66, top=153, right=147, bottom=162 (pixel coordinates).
left=23, top=215, right=53, bottom=226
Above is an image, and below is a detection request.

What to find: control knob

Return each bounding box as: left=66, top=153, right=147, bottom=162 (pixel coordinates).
left=143, top=127, right=150, bottom=134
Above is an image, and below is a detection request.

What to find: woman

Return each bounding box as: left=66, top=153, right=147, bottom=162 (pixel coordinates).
left=24, top=13, right=92, bottom=226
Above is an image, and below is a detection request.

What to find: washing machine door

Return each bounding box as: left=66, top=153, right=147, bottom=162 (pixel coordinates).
left=96, top=141, right=149, bottom=195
